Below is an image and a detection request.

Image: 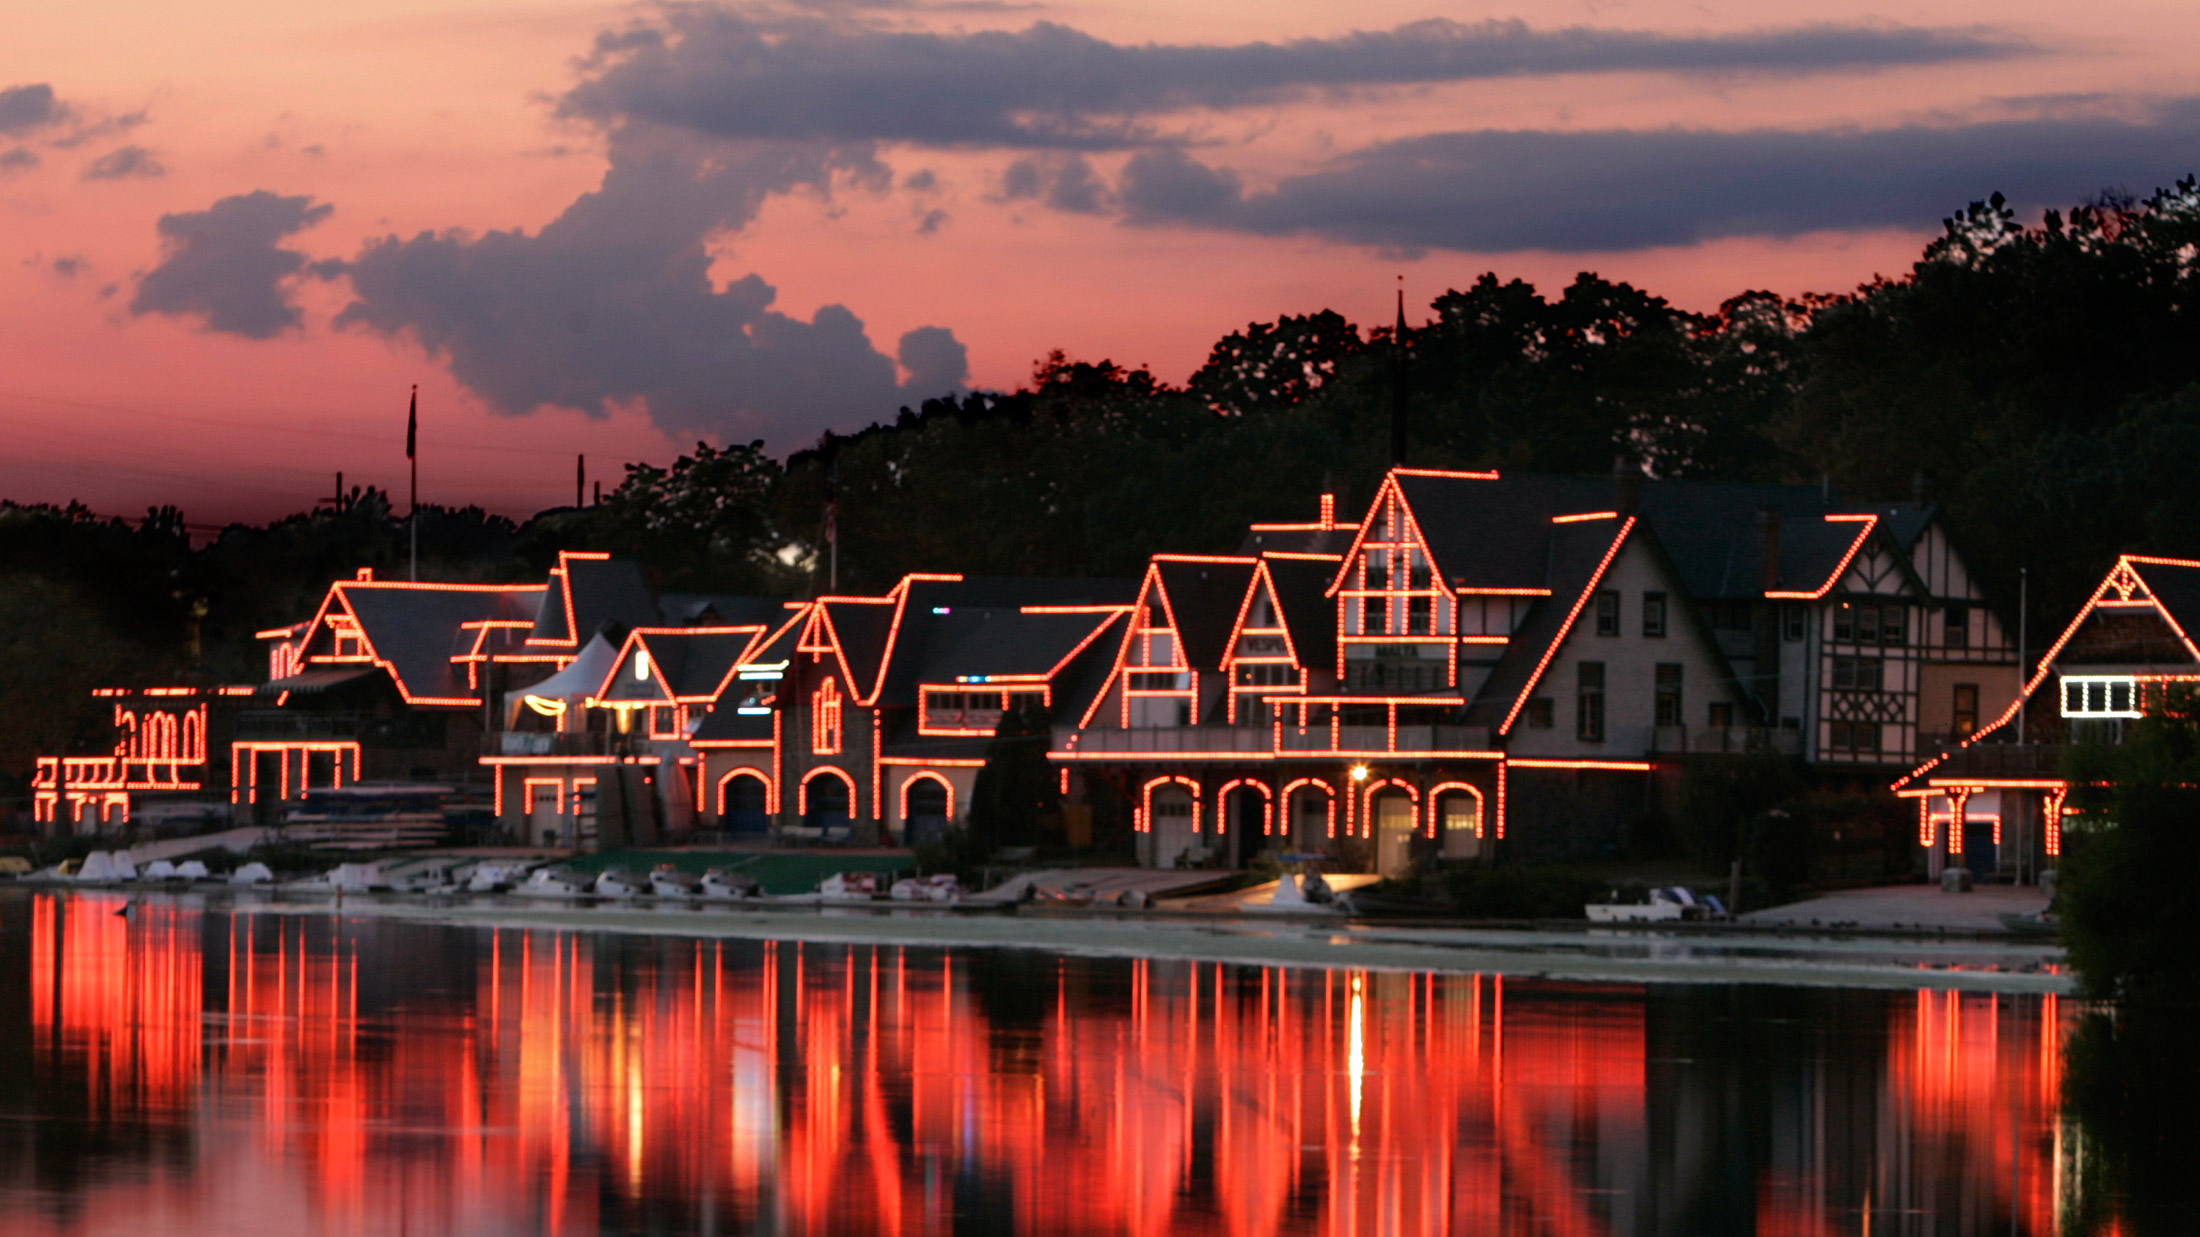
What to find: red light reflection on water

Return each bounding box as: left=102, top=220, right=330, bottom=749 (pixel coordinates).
left=13, top=894, right=2073, bottom=1235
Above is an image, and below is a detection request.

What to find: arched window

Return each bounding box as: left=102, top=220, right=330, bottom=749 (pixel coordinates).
left=811, top=678, right=843, bottom=755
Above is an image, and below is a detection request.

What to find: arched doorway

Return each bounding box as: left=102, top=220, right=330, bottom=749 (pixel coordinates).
left=802, top=769, right=855, bottom=839
left=1365, top=781, right=1419, bottom=877
left=1430, top=783, right=1484, bottom=860
left=1143, top=777, right=1201, bottom=869
left=1217, top=779, right=1272, bottom=866
left=719, top=770, right=770, bottom=836
left=1283, top=779, right=1335, bottom=851
left=902, top=773, right=952, bottom=846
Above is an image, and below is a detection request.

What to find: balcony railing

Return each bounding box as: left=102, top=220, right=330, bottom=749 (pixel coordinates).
left=1052, top=723, right=1494, bottom=759
left=1922, top=741, right=2066, bottom=780
left=485, top=731, right=620, bottom=758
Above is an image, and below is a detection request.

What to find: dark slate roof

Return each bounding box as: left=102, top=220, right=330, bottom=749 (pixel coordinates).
left=903, top=576, right=1139, bottom=609
left=341, top=583, right=544, bottom=704
left=1152, top=557, right=1260, bottom=670
left=600, top=627, right=760, bottom=701
left=1462, top=518, right=1631, bottom=728
left=821, top=600, right=898, bottom=696
left=658, top=594, right=791, bottom=628
left=530, top=557, right=660, bottom=644
left=1238, top=526, right=1358, bottom=558
left=256, top=666, right=381, bottom=698
left=2135, top=560, right=2200, bottom=652
left=1261, top=555, right=1340, bottom=674
left=858, top=608, right=1118, bottom=707
left=690, top=703, right=775, bottom=745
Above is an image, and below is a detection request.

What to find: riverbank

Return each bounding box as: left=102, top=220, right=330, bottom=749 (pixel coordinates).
left=23, top=886, right=2073, bottom=995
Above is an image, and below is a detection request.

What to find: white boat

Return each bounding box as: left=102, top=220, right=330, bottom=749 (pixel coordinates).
left=649, top=866, right=703, bottom=899
left=594, top=868, right=649, bottom=899
left=140, top=859, right=180, bottom=881
left=700, top=869, right=761, bottom=901
left=175, top=860, right=211, bottom=882
left=78, top=850, right=137, bottom=882
left=819, top=871, right=884, bottom=900
left=229, top=862, right=274, bottom=887
left=466, top=861, right=532, bottom=893
left=1586, top=887, right=1724, bottom=923
left=889, top=874, right=961, bottom=903
left=513, top=867, right=591, bottom=898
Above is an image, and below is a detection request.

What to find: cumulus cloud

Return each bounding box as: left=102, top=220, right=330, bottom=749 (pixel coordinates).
left=131, top=191, right=335, bottom=338
left=560, top=12, right=2024, bottom=150
left=1114, top=101, right=2200, bottom=252
left=80, top=144, right=165, bottom=180
left=0, top=83, right=67, bottom=136
left=335, top=129, right=967, bottom=446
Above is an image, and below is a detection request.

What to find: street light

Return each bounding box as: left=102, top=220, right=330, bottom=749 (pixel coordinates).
left=1349, top=764, right=1369, bottom=782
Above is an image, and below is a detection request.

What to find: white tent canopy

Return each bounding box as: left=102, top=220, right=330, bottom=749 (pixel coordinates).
left=504, top=632, right=619, bottom=729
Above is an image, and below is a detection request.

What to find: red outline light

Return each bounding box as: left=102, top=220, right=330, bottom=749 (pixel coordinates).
left=1499, top=515, right=1637, bottom=735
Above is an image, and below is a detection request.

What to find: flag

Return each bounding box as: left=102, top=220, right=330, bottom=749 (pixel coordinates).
left=406, top=386, right=417, bottom=460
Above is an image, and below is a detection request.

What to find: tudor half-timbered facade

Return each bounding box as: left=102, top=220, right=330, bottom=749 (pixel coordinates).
left=1053, top=467, right=2019, bottom=872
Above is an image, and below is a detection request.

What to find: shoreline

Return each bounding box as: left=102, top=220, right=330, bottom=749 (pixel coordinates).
left=26, top=886, right=2073, bottom=995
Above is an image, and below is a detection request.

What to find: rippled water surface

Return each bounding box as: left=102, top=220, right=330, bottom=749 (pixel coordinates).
left=0, top=889, right=2097, bottom=1234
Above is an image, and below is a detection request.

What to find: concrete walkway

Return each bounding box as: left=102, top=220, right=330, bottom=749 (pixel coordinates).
left=1740, top=883, right=2049, bottom=933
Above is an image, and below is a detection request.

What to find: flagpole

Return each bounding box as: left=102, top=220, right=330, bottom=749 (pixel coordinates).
left=407, top=384, right=418, bottom=582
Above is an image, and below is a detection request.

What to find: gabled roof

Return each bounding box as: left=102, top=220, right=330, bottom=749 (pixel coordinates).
left=1150, top=556, right=1261, bottom=670
left=1894, top=554, right=2200, bottom=791
left=596, top=626, right=767, bottom=704
left=528, top=552, right=660, bottom=646
left=658, top=593, right=793, bottom=628
left=317, top=580, right=545, bottom=706
left=1463, top=515, right=1637, bottom=732
left=1261, top=553, right=1341, bottom=674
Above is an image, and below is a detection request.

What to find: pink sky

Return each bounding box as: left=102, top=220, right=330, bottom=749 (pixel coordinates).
left=3, top=0, right=2198, bottom=525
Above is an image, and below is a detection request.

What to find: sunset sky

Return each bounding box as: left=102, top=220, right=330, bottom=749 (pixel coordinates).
left=6, top=0, right=2199, bottom=525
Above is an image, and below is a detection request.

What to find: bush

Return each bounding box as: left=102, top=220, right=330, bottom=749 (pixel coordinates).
left=912, top=825, right=992, bottom=886
left=2059, top=698, right=2200, bottom=1002
left=1675, top=753, right=1801, bottom=867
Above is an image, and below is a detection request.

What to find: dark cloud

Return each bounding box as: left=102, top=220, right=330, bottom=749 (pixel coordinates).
left=1115, top=101, right=2200, bottom=252
left=561, top=11, right=2025, bottom=150
left=131, top=191, right=335, bottom=338
left=0, top=83, right=67, bottom=135
left=999, top=154, right=1110, bottom=212
left=0, top=147, right=36, bottom=173
left=81, top=144, right=164, bottom=180
left=335, top=129, right=967, bottom=446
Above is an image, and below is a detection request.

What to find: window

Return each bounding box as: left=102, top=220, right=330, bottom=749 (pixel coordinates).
left=1943, top=605, right=1970, bottom=648
left=1952, top=683, right=1978, bottom=738
left=1525, top=697, right=1554, bottom=728
left=1654, top=663, right=1683, bottom=727
left=2061, top=675, right=2139, bottom=718
left=1576, top=662, right=1605, bottom=742
left=1642, top=591, right=1667, bottom=638
left=1828, top=720, right=1881, bottom=752
left=1879, top=605, right=1906, bottom=647
left=1407, top=594, right=1433, bottom=635
left=1594, top=591, right=1619, bottom=636
left=811, top=679, right=843, bottom=755
left=1782, top=604, right=1806, bottom=642
left=1832, top=656, right=1883, bottom=691
left=1833, top=601, right=1855, bottom=642
left=1708, top=701, right=1734, bottom=728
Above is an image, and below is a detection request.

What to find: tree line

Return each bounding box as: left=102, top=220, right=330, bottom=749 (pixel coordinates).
left=6, top=178, right=2200, bottom=788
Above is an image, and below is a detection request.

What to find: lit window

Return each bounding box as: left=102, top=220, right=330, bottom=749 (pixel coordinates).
left=2060, top=675, right=2139, bottom=718
left=811, top=679, right=843, bottom=754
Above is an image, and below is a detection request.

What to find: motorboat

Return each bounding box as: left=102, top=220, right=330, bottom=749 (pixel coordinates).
left=594, top=868, right=649, bottom=899
left=466, top=861, right=533, bottom=893
left=889, top=874, right=961, bottom=903
left=649, top=865, right=703, bottom=899
left=1585, top=886, right=1728, bottom=923
left=512, top=867, right=590, bottom=898
left=819, top=871, right=883, bottom=900
left=700, top=869, right=762, bottom=901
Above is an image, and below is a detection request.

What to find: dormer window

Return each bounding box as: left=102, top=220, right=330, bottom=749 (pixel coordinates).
left=2061, top=675, right=2138, bottom=718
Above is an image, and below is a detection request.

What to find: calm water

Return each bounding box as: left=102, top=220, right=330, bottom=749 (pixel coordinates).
left=0, top=889, right=2107, bottom=1235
